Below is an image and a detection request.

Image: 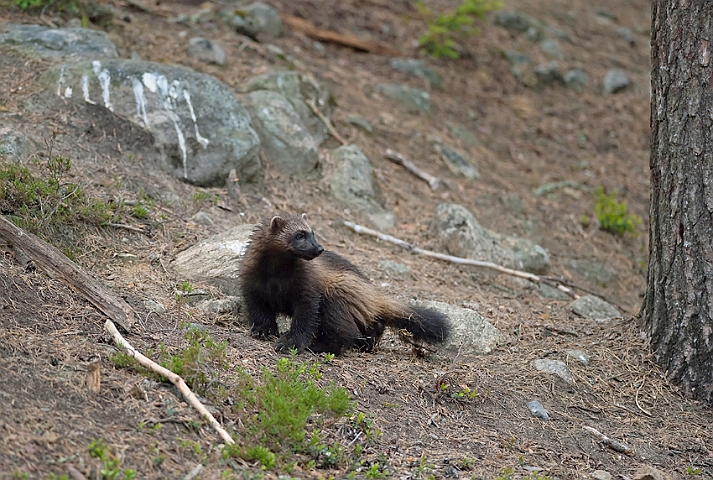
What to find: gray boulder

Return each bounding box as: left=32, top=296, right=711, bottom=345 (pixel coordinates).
left=0, top=24, right=118, bottom=60
left=430, top=203, right=549, bottom=273
left=330, top=144, right=395, bottom=230
left=221, top=2, right=281, bottom=39
left=0, top=129, right=35, bottom=162
left=40, top=60, right=261, bottom=186
left=570, top=295, right=621, bottom=321
left=417, top=301, right=504, bottom=355
left=246, top=71, right=334, bottom=146
left=171, top=224, right=254, bottom=296
left=246, top=90, right=319, bottom=176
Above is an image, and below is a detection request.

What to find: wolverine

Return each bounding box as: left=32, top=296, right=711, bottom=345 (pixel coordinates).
left=239, top=213, right=451, bottom=355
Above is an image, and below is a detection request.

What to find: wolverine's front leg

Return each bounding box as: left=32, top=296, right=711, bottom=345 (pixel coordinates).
left=275, top=296, right=320, bottom=353
left=245, top=294, right=279, bottom=339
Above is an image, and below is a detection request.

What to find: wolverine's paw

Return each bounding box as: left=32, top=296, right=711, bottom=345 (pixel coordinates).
left=275, top=334, right=309, bottom=354
left=251, top=325, right=279, bottom=339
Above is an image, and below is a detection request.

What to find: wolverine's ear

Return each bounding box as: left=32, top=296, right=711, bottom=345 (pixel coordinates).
left=301, top=213, right=308, bottom=221
left=270, top=215, right=286, bottom=233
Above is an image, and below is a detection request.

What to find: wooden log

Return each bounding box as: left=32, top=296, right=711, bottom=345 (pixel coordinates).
left=0, top=215, right=135, bottom=331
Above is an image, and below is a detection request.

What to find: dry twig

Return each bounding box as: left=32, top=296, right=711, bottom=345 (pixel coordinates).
left=344, top=220, right=545, bottom=283
left=582, top=425, right=633, bottom=455
left=281, top=14, right=400, bottom=56
left=104, top=320, right=235, bottom=445
left=384, top=149, right=440, bottom=191
left=108, top=223, right=146, bottom=234
left=307, top=99, right=348, bottom=145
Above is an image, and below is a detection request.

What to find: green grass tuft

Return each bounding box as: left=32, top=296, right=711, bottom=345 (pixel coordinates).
left=594, top=186, right=641, bottom=235
left=416, top=0, right=502, bottom=59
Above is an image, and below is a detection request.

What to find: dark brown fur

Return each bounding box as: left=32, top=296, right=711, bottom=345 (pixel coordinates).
left=239, top=213, right=450, bottom=355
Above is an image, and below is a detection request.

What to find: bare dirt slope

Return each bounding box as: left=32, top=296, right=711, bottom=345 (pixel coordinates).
left=1, top=0, right=711, bottom=479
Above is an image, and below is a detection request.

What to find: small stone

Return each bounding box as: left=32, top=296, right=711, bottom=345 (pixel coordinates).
left=65, top=18, right=82, bottom=29
left=222, top=2, right=281, bottom=39
left=435, top=143, right=479, bottom=179
left=539, top=39, right=564, bottom=59
left=618, top=27, right=636, bottom=45
left=526, top=400, right=550, bottom=421
left=524, top=26, right=544, bottom=42
left=446, top=121, right=481, bottom=147
left=181, top=322, right=206, bottom=332
left=390, top=58, right=442, bottom=88
left=566, top=349, right=591, bottom=365
left=84, top=1, right=115, bottom=28
left=313, top=41, right=325, bottom=55
left=493, top=11, right=534, bottom=33
left=201, top=296, right=241, bottom=315
left=192, top=212, right=214, bottom=226
left=144, top=300, right=166, bottom=314
left=570, top=295, right=621, bottom=321
left=347, top=115, right=373, bottom=134
left=532, top=358, right=574, bottom=385
left=377, top=260, right=411, bottom=278
left=632, top=466, right=672, bottom=480
left=502, top=50, right=531, bottom=66
left=603, top=69, right=630, bottom=94
left=226, top=168, right=241, bottom=200
left=564, top=69, right=588, bottom=91
left=591, top=471, right=613, bottom=480
left=376, top=84, right=431, bottom=114
left=569, top=259, right=613, bottom=285
left=538, top=283, right=570, bottom=301
left=534, top=61, right=563, bottom=85
left=187, top=37, right=226, bottom=65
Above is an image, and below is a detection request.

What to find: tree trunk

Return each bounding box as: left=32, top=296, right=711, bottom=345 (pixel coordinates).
left=644, top=1, right=713, bottom=404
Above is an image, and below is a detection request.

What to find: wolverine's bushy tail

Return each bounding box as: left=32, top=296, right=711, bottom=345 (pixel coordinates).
left=380, top=302, right=451, bottom=345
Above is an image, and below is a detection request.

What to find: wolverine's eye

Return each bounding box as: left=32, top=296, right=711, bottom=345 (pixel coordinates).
left=295, top=233, right=305, bottom=240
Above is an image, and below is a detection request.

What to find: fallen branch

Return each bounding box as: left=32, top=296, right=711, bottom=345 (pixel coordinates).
left=281, top=14, right=401, bottom=56
left=384, top=149, right=440, bottom=191
left=582, top=425, right=633, bottom=455
left=344, top=220, right=542, bottom=283
left=0, top=215, right=135, bottom=331
left=307, top=99, right=348, bottom=145
left=104, top=320, right=234, bottom=445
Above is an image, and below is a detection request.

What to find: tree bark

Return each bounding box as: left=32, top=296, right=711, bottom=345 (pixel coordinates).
left=645, top=1, right=713, bottom=404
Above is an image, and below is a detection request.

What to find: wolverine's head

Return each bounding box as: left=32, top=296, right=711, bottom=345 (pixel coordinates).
left=270, top=213, right=324, bottom=260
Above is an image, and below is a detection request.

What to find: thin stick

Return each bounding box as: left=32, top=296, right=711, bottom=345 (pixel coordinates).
left=344, top=220, right=541, bottom=282
left=384, top=149, right=440, bottom=191
left=108, top=223, right=145, bottom=234
left=104, top=320, right=235, bottom=445
left=634, top=376, right=654, bottom=417
left=306, top=99, right=348, bottom=145
left=181, top=464, right=204, bottom=480
left=582, top=425, right=633, bottom=455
